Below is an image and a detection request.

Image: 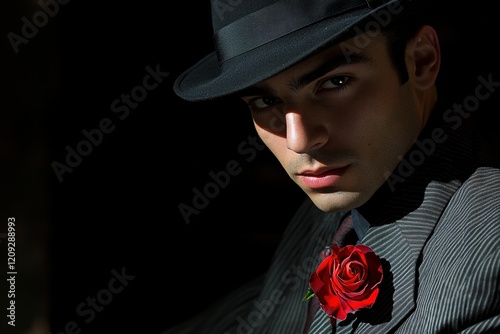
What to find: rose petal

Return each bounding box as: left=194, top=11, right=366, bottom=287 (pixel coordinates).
left=320, top=294, right=348, bottom=321
left=308, top=243, right=384, bottom=321
left=341, top=286, right=380, bottom=310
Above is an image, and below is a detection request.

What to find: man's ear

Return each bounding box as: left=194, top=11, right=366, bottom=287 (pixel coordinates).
left=406, top=25, right=441, bottom=90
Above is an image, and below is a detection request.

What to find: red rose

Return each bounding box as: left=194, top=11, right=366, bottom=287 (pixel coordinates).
left=308, top=243, right=383, bottom=321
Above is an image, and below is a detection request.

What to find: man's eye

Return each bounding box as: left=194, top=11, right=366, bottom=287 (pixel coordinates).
left=251, top=96, right=276, bottom=109
left=320, top=75, right=350, bottom=89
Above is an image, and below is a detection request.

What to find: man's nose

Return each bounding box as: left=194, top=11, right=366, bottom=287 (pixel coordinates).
left=285, top=109, right=329, bottom=153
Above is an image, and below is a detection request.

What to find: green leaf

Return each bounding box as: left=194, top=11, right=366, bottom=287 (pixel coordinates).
left=303, top=287, right=315, bottom=301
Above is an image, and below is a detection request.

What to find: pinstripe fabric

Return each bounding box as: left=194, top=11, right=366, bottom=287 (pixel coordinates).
left=161, top=111, right=500, bottom=333
left=162, top=200, right=344, bottom=334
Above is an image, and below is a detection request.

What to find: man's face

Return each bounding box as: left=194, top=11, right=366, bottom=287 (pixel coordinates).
left=240, top=33, right=426, bottom=212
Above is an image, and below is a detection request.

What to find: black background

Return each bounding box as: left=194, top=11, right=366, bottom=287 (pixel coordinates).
left=2, top=1, right=304, bottom=334
left=1, top=1, right=499, bottom=334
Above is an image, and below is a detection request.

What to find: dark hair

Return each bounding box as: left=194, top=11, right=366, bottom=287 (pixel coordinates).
left=330, top=7, right=439, bottom=86
left=383, top=22, right=419, bottom=84
left=382, top=8, right=444, bottom=85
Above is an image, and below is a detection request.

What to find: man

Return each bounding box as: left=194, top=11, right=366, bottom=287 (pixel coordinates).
left=164, top=0, right=500, bottom=333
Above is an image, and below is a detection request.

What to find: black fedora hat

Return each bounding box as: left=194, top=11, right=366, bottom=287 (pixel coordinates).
left=174, top=0, right=428, bottom=102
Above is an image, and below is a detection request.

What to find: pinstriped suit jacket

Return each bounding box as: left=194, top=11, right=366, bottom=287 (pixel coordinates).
left=162, top=110, right=500, bottom=333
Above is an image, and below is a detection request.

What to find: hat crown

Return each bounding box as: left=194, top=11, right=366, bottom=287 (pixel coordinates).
left=211, top=0, right=376, bottom=64
left=210, top=0, right=280, bottom=31
left=210, top=0, right=389, bottom=32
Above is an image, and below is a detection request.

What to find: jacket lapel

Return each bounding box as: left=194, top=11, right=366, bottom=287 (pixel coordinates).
left=343, top=107, right=477, bottom=333
left=307, top=218, right=428, bottom=334
left=356, top=177, right=463, bottom=334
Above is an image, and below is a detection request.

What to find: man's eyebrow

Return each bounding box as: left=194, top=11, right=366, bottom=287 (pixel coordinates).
left=236, top=52, right=371, bottom=98
left=290, top=53, right=371, bottom=91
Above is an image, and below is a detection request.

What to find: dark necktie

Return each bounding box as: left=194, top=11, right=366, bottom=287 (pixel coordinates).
left=332, top=213, right=356, bottom=246
left=303, top=212, right=356, bottom=333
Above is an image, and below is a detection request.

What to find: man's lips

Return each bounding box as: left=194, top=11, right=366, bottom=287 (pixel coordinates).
left=298, top=166, right=349, bottom=189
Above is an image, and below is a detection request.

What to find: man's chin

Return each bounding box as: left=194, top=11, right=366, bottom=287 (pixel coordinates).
left=307, top=191, right=367, bottom=213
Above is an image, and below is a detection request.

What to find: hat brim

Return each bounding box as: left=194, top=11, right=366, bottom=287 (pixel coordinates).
left=174, top=1, right=407, bottom=101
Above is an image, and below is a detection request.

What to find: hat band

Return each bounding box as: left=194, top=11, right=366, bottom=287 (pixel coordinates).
left=214, top=0, right=368, bottom=64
